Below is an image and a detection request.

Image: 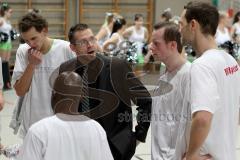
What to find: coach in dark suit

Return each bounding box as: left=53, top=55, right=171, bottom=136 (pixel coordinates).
left=58, top=23, right=152, bottom=160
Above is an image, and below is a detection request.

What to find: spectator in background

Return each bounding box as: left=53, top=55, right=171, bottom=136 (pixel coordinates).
left=231, top=11, right=240, bottom=43
left=215, top=11, right=231, bottom=45
left=123, top=13, right=148, bottom=44
left=0, top=2, right=13, bottom=89
left=103, top=18, right=126, bottom=52
left=95, top=12, right=115, bottom=48
left=123, top=14, right=148, bottom=62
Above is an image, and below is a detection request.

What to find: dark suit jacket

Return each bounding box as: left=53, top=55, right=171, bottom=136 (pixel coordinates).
left=59, top=54, right=152, bottom=160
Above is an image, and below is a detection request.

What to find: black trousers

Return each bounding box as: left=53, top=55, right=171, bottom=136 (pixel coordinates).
left=2, top=60, right=11, bottom=89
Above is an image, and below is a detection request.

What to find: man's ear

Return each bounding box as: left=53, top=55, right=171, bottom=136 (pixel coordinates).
left=42, top=27, right=48, bottom=35
left=190, top=19, right=198, bottom=31
left=168, top=41, right=177, bottom=50
left=70, top=44, right=77, bottom=52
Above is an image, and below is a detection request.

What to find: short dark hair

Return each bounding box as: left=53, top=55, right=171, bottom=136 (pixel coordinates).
left=134, top=14, right=143, bottom=21
left=18, top=12, right=48, bottom=33
left=51, top=71, right=83, bottom=114
left=0, top=2, right=11, bottom=17
left=184, top=1, right=219, bottom=36
left=68, top=23, right=89, bottom=44
left=154, top=22, right=182, bottom=53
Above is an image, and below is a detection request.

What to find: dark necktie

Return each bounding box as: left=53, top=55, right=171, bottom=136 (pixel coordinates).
left=81, top=66, right=89, bottom=111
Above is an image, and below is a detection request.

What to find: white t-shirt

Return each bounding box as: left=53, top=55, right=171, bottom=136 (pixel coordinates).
left=215, top=27, right=231, bottom=45
left=11, top=39, right=75, bottom=137
left=189, top=49, right=240, bottom=160
left=128, top=26, right=147, bottom=56
left=18, top=115, right=113, bottom=160
left=0, top=18, right=12, bottom=42
left=151, top=62, right=191, bottom=160
left=128, top=26, right=146, bottom=43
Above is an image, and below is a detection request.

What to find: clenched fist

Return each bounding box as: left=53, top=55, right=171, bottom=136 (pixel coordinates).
left=28, top=48, right=42, bottom=66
